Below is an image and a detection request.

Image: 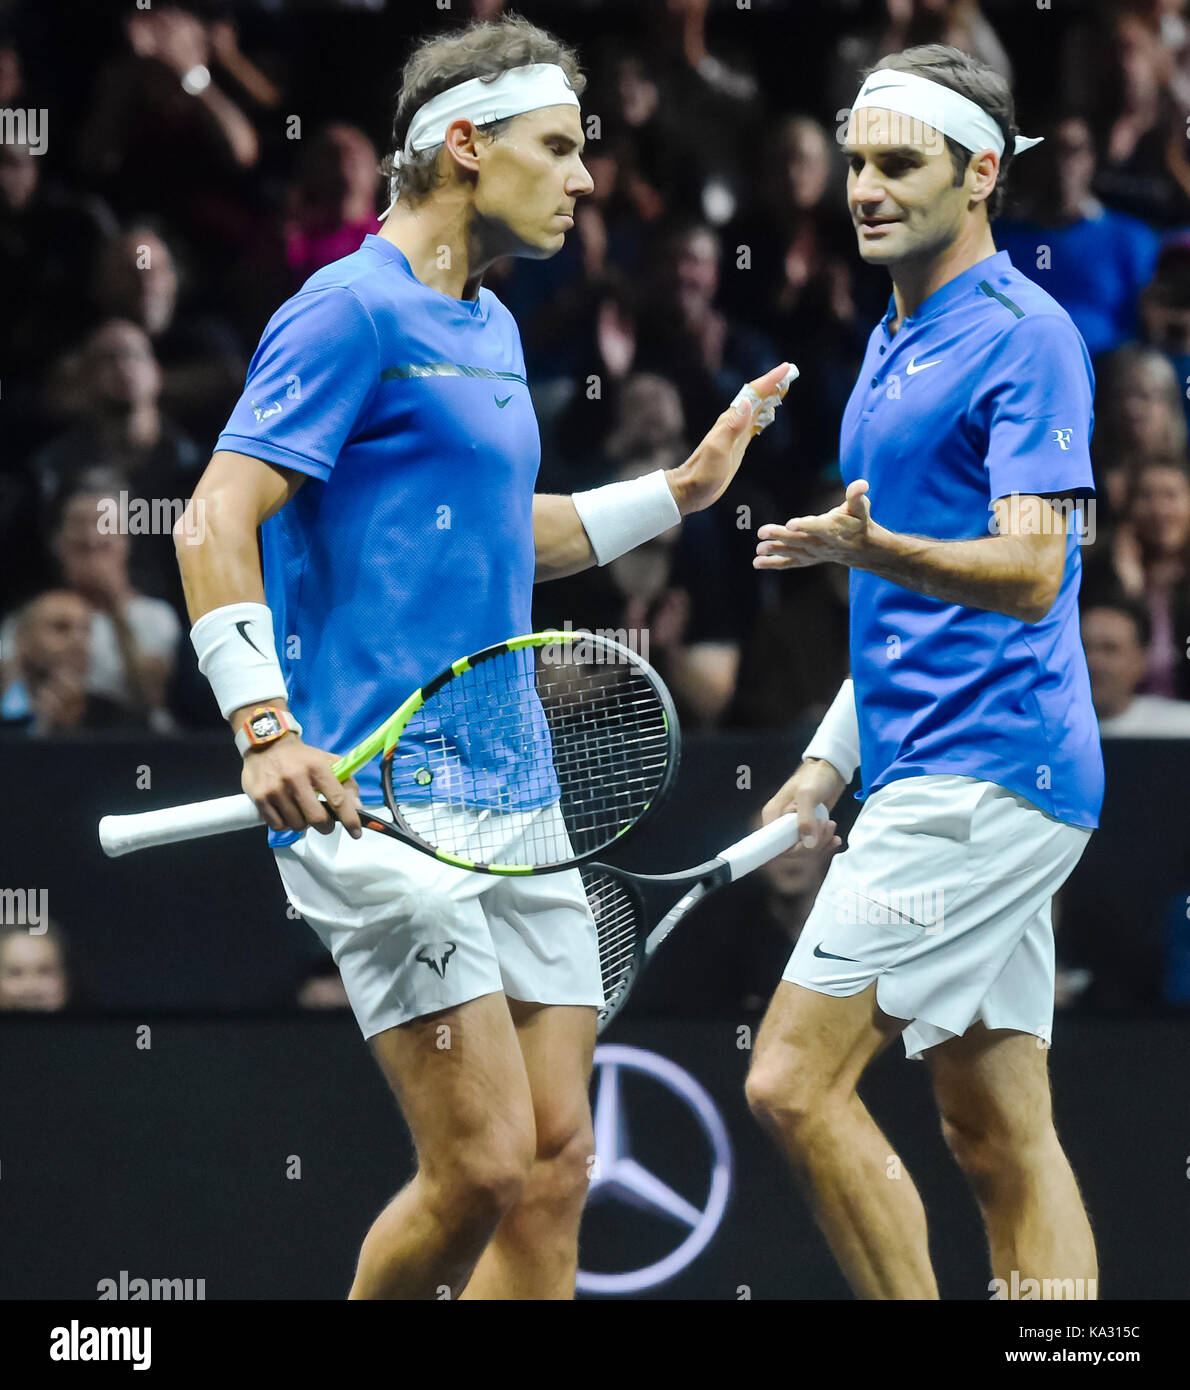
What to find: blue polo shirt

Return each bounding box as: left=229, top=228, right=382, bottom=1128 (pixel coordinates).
left=840, top=250, right=1104, bottom=829
left=216, top=235, right=549, bottom=844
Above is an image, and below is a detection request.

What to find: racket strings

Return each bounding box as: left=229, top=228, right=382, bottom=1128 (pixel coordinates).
left=580, top=868, right=642, bottom=1030
left=384, top=639, right=674, bottom=868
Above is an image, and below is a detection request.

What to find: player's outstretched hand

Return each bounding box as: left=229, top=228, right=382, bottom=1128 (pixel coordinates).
left=667, top=362, right=798, bottom=515
left=755, top=478, right=874, bottom=569
left=241, top=737, right=363, bottom=838
left=762, top=758, right=846, bottom=854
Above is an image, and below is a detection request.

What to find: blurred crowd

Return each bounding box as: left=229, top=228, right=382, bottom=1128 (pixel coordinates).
left=3, top=0, right=1190, bottom=738
left=2, top=0, right=1190, bottom=1009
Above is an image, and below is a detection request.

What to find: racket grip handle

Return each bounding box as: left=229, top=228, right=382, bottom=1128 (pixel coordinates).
left=99, top=794, right=265, bottom=858
left=720, top=805, right=830, bottom=881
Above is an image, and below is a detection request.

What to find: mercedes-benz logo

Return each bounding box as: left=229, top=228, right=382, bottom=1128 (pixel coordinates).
left=577, top=1045, right=733, bottom=1295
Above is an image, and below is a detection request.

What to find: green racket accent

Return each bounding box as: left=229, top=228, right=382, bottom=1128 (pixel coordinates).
left=330, top=686, right=425, bottom=781
left=435, top=851, right=477, bottom=870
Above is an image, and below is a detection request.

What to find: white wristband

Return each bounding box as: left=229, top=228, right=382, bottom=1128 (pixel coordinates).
left=802, top=678, right=860, bottom=783
left=571, top=470, right=682, bottom=567
left=190, top=602, right=288, bottom=720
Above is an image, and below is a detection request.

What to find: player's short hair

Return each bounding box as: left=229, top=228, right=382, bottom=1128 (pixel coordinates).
left=1081, top=592, right=1152, bottom=650
left=384, top=16, right=586, bottom=207
left=860, top=44, right=1019, bottom=220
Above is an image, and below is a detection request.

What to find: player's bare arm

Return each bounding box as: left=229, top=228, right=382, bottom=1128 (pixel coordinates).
left=175, top=450, right=362, bottom=838
left=533, top=361, right=795, bottom=582
left=754, top=482, right=1069, bottom=623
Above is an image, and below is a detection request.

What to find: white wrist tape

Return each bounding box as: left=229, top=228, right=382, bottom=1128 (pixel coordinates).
left=571, top=470, right=682, bottom=567
left=802, top=678, right=860, bottom=783
left=190, top=602, right=288, bottom=720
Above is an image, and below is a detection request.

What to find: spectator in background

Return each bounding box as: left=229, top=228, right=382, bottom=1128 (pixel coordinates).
left=829, top=0, right=1013, bottom=119
left=29, top=319, right=203, bottom=607
left=1114, top=459, right=1190, bottom=698
left=0, top=136, right=117, bottom=390
left=602, top=373, right=687, bottom=476
left=635, top=0, right=761, bottom=224
left=729, top=478, right=853, bottom=730
left=606, top=508, right=740, bottom=729
left=1139, top=243, right=1190, bottom=437
left=0, top=591, right=135, bottom=736
left=721, top=114, right=877, bottom=499
left=89, top=225, right=246, bottom=445
left=1064, top=6, right=1190, bottom=227
left=995, top=116, right=1160, bottom=360
left=77, top=4, right=260, bottom=261
left=535, top=381, right=746, bottom=728
left=282, top=123, right=380, bottom=287
left=1091, top=344, right=1188, bottom=516
left=636, top=220, right=791, bottom=499
left=48, top=478, right=181, bottom=730
left=1082, top=594, right=1190, bottom=734
left=0, top=923, right=70, bottom=1012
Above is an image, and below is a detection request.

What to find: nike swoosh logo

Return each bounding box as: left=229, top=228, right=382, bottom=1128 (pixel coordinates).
left=235, top=620, right=266, bottom=658
left=494, top=395, right=513, bottom=408
left=906, top=357, right=943, bottom=375
left=813, top=943, right=859, bottom=962
left=860, top=83, right=901, bottom=94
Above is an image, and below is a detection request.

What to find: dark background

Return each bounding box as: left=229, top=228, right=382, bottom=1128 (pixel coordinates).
left=0, top=733, right=1186, bottom=1299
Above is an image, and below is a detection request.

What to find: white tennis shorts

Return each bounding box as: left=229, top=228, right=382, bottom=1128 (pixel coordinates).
left=274, top=801, right=604, bottom=1039
left=783, top=774, right=1092, bottom=1059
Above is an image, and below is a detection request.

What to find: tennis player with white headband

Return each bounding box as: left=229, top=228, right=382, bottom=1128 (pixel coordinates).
left=747, top=45, right=1103, bottom=1300
left=174, top=16, right=798, bottom=1302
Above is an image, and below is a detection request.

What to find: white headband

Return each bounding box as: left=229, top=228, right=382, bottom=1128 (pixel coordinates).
left=851, top=68, right=1043, bottom=159
left=380, top=62, right=581, bottom=218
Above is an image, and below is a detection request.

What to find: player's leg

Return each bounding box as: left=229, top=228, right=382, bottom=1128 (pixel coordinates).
left=746, top=979, right=939, bottom=1298
left=454, top=847, right=603, bottom=1299
left=459, top=1000, right=597, bottom=1300
left=275, top=814, right=541, bottom=1300
left=927, top=1023, right=1097, bottom=1297
left=348, top=990, right=537, bottom=1300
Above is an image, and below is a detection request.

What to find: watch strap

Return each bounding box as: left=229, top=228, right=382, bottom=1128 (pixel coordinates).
left=234, top=707, right=303, bottom=756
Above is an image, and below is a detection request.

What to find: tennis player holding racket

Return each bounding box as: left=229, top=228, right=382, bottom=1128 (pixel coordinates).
left=746, top=46, right=1103, bottom=1300
left=175, top=16, right=794, bottom=1300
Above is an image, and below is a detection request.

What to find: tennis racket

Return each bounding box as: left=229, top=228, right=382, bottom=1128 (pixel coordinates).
left=98, top=629, right=680, bottom=874
left=586, top=805, right=831, bottom=1033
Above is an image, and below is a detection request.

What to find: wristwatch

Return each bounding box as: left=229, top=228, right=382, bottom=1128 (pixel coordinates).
left=235, top=706, right=302, bottom=756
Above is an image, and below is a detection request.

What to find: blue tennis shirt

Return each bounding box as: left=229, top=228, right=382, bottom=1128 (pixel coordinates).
left=840, top=249, right=1104, bottom=829
left=216, top=235, right=547, bottom=843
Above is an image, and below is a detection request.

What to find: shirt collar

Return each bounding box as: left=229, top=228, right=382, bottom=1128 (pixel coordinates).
left=362, top=234, right=488, bottom=320
left=882, top=250, right=1012, bottom=334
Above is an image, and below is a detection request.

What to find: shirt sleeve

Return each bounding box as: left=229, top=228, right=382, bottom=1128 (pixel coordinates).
left=974, top=312, right=1096, bottom=502
left=215, top=285, right=379, bottom=481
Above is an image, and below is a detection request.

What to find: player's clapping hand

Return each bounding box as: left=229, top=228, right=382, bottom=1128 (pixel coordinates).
left=667, top=362, right=797, bottom=515
left=754, top=479, right=874, bottom=569
left=241, top=737, right=363, bottom=839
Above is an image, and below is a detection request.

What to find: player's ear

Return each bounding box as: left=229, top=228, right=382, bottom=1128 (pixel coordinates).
left=442, top=118, right=483, bottom=181
left=968, top=149, right=998, bottom=207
